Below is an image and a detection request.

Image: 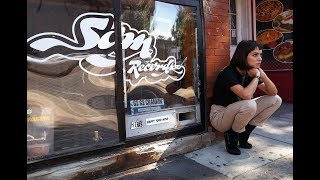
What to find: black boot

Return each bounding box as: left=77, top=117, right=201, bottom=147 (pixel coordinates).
left=224, top=129, right=241, bottom=155
left=239, top=124, right=256, bottom=149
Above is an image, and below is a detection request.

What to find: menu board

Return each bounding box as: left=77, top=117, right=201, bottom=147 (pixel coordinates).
left=256, top=0, right=293, bottom=71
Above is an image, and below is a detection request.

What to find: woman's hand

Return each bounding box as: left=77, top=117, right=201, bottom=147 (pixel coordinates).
left=247, top=68, right=260, bottom=77
left=258, top=68, right=266, bottom=80
left=256, top=68, right=278, bottom=96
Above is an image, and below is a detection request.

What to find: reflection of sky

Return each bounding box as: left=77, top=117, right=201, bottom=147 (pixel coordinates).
left=150, top=1, right=179, bottom=39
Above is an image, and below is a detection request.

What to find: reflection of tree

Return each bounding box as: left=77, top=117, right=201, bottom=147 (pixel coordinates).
left=121, top=0, right=155, bottom=31
left=171, top=7, right=196, bottom=88
left=171, top=7, right=195, bottom=48
left=121, top=2, right=197, bottom=89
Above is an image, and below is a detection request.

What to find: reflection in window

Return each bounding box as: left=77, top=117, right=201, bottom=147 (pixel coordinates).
left=121, top=0, right=198, bottom=115
left=27, top=0, right=119, bottom=162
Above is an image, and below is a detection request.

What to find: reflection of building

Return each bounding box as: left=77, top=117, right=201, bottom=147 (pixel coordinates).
left=168, top=46, right=182, bottom=60
left=27, top=0, right=293, bottom=178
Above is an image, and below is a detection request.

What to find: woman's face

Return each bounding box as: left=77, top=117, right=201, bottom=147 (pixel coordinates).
left=247, top=47, right=262, bottom=69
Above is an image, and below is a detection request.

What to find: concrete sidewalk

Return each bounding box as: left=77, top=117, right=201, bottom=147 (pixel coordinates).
left=102, top=103, right=293, bottom=180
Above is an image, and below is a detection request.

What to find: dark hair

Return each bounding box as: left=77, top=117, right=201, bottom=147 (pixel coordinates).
left=230, top=40, right=263, bottom=70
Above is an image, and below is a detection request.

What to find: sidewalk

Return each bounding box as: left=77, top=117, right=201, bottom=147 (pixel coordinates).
left=101, top=103, right=293, bottom=180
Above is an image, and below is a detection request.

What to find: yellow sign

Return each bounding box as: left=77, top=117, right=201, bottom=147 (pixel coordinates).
left=27, top=116, right=50, bottom=122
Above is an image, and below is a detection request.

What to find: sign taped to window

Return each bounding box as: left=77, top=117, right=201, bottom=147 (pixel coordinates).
left=129, top=98, right=165, bottom=115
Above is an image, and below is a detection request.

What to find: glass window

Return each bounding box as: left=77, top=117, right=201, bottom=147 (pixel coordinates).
left=230, top=0, right=236, bottom=14
left=27, top=0, right=204, bottom=162
left=229, top=0, right=237, bottom=45
left=120, top=0, right=201, bottom=138
left=27, top=0, right=118, bottom=161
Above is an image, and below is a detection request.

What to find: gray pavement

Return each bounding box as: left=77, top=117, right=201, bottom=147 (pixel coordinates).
left=101, top=103, right=293, bottom=180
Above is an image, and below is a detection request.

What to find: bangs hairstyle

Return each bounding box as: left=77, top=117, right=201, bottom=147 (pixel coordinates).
left=230, top=40, right=263, bottom=70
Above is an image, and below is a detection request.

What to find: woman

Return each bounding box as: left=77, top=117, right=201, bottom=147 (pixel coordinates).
left=209, top=40, right=282, bottom=155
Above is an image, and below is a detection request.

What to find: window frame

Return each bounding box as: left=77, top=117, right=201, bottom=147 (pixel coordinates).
left=230, top=0, right=254, bottom=57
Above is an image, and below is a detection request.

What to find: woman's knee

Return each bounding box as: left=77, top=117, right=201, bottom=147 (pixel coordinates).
left=274, top=95, right=282, bottom=106
left=266, top=95, right=282, bottom=108
left=241, top=100, right=257, bottom=114
left=258, top=95, right=282, bottom=108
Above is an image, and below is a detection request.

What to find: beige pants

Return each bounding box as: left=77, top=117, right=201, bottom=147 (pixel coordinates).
left=209, top=95, right=282, bottom=133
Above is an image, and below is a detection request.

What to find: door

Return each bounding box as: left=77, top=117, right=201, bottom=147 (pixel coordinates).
left=119, top=0, right=205, bottom=139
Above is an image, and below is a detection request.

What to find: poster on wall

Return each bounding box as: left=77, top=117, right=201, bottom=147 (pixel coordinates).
left=255, top=0, right=293, bottom=71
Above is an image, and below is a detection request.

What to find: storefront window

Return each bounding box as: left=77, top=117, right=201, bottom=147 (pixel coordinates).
left=120, top=0, right=201, bottom=138
left=27, top=0, right=204, bottom=163
left=27, top=0, right=118, bottom=161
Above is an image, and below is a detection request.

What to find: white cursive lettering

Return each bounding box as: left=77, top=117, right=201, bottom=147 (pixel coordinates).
left=27, top=12, right=186, bottom=86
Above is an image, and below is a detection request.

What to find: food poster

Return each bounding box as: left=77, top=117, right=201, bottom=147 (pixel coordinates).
left=255, top=0, right=293, bottom=70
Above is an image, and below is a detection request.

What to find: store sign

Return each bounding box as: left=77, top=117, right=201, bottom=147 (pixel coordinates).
left=146, top=115, right=169, bottom=125
left=27, top=107, right=54, bottom=158
left=130, top=98, right=165, bottom=115
left=27, top=12, right=186, bottom=86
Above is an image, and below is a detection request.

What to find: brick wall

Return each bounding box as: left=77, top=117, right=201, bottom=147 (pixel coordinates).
left=202, top=0, right=231, bottom=134
left=203, top=0, right=230, bottom=110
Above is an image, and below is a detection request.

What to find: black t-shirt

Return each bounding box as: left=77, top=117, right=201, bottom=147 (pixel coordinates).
left=212, top=64, right=262, bottom=107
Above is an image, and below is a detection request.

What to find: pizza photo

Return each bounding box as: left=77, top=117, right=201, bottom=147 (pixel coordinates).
left=256, top=0, right=283, bottom=22
left=273, top=40, right=293, bottom=63
left=256, top=29, right=284, bottom=49
left=272, top=9, right=293, bottom=33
